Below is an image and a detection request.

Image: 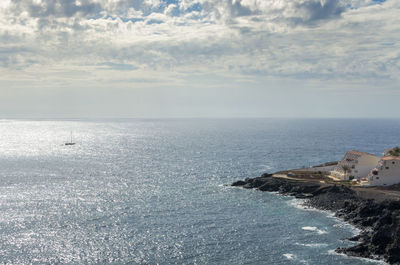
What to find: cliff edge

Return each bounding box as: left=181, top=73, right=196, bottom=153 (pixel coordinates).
left=232, top=174, right=400, bottom=264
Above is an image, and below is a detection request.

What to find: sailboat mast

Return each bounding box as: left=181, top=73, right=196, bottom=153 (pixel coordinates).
left=65, top=131, right=75, bottom=145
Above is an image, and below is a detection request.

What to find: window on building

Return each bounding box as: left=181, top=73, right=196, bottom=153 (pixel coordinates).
left=351, top=165, right=355, bottom=169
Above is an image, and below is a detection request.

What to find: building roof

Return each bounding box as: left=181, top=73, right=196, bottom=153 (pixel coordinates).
left=346, top=150, right=377, bottom=157
left=381, top=156, right=400, bottom=161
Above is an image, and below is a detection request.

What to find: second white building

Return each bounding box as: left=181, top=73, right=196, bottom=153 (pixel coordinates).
left=330, top=150, right=380, bottom=180
left=362, top=156, right=400, bottom=186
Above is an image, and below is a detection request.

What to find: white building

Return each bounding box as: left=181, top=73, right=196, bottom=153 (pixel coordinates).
left=361, top=156, right=400, bottom=186
left=330, top=150, right=380, bottom=180
left=383, top=147, right=400, bottom=157
left=383, top=148, right=394, bottom=157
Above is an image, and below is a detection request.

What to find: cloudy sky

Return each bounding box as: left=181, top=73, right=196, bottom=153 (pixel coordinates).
left=0, top=0, right=399, bottom=118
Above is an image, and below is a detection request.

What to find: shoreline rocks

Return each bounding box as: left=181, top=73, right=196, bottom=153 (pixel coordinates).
left=232, top=174, right=400, bottom=264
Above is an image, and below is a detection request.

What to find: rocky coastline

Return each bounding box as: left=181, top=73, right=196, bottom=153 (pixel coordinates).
left=232, top=173, right=400, bottom=264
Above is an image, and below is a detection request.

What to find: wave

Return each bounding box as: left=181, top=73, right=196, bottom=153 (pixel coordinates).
left=302, top=226, right=328, bottom=235
left=283, top=253, right=310, bottom=264
left=283, top=253, right=295, bottom=260
left=287, top=198, right=360, bottom=235
left=327, top=249, right=388, bottom=264
left=295, top=242, right=328, bottom=248
left=287, top=198, right=334, bottom=216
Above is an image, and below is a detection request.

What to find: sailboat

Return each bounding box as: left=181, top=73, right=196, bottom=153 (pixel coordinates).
left=65, top=132, right=76, bottom=146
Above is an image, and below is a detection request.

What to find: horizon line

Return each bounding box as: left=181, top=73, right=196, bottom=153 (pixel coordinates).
left=1, top=116, right=400, bottom=120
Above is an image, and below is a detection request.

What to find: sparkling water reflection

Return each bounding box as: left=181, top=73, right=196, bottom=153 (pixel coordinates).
left=1, top=119, right=397, bottom=264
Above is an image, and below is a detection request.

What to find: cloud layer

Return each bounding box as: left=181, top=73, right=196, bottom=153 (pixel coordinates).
left=0, top=0, right=399, bottom=88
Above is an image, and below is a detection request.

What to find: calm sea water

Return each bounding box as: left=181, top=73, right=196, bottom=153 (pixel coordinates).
left=1, top=118, right=397, bottom=264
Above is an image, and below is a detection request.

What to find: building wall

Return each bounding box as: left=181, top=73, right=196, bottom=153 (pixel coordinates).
left=358, top=155, right=380, bottom=166
left=351, top=165, right=377, bottom=179
left=354, top=155, right=380, bottom=179
left=330, top=152, right=379, bottom=180
left=368, top=159, right=400, bottom=186
left=331, top=153, right=359, bottom=180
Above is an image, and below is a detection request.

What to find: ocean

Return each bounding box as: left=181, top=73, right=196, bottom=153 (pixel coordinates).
left=1, top=118, right=397, bottom=264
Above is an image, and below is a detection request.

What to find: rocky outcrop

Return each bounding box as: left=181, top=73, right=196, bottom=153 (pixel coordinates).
left=232, top=175, right=400, bottom=264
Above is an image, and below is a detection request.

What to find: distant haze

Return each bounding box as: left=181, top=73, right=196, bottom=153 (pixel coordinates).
left=0, top=0, right=399, bottom=118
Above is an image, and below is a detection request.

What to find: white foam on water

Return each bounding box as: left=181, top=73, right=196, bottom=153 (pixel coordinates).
left=333, top=223, right=361, bottom=235
left=283, top=253, right=309, bottom=264
left=287, top=198, right=332, bottom=215
left=287, top=197, right=361, bottom=235
left=283, top=253, right=295, bottom=260
left=295, top=242, right=328, bottom=248
left=302, top=226, right=327, bottom=235
left=287, top=198, right=334, bottom=215
left=327, top=249, right=388, bottom=264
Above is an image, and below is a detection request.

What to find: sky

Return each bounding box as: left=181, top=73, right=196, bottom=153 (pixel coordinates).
left=0, top=0, right=399, bottom=118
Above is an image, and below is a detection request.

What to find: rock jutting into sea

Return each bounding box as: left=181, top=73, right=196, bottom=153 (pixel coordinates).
left=232, top=174, right=400, bottom=265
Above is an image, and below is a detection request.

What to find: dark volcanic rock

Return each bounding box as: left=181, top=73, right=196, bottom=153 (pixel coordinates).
left=231, top=173, right=400, bottom=264
left=307, top=185, right=357, bottom=211
left=348, top=234, right=362, bottom=242
left=233, top=175, right=275, bottom=189
left=295, top=193, right=314, bottom=199
left=260, top=172, right=273, bottom=178
left=231, top=180, right=247, bottom=186
left=243, top=183, right=253, bottom=189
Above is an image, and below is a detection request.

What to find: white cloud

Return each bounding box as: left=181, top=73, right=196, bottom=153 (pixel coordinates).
left=0, top=0, right=399, bottom=87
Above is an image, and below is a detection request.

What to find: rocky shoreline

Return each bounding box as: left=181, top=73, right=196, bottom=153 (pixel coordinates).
left=232, top=174, right=400, bottom=264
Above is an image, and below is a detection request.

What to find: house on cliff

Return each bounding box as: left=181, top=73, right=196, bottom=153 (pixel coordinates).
left=361, top=156, right=400, bottom=186
left=383, top=147, right=400, bottom=157
left=330, top=150, right=380, bottom=181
